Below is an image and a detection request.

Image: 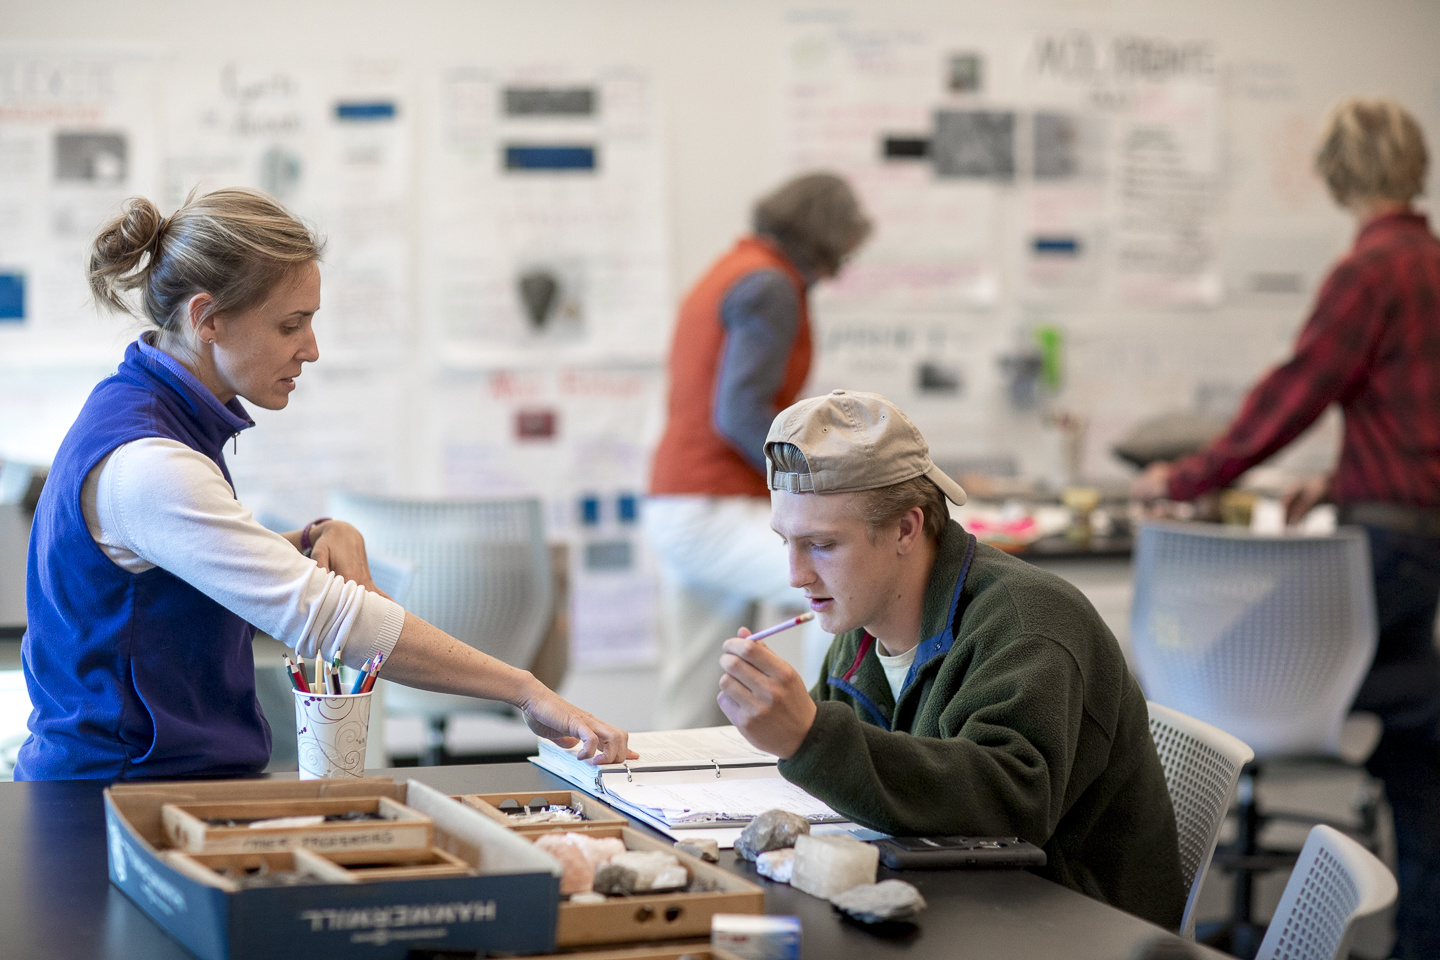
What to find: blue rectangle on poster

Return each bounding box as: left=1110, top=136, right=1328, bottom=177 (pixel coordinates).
left=1032, top=236, right=1081, bottom=255
left=0, top=272, right=24, bottom=321
left=504, top=145, right=597, bottom=172
left=335, top=101, right=397, bottom=121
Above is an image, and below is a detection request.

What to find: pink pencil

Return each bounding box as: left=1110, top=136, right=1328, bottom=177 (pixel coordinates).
left=746, top=612, right=815, bottom=642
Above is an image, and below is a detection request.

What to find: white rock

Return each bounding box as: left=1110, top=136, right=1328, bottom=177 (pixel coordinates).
left=568, top=891, right=607, bottom=905
left=756, top=847, right=796, bottom=883
left=790, top=834, right=878, bottom=900
left=831, top=879, right=927, bottom=923
left=593, top=850, right=689, bottom=895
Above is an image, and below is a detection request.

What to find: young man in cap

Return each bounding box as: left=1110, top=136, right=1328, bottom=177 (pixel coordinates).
left=717, top=390, right=1185, bottom=928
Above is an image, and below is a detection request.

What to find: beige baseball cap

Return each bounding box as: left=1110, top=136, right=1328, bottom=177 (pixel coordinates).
left=764, top=390, right=967, bottom=505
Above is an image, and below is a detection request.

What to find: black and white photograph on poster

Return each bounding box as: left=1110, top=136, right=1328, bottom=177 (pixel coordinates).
left=515, top=258, right=585, bottom=340
left=932, top=109, right=1015, bottom=178
left=916, top=360, right=964, bottom=395
left=1033, top=111, right=1105, bottom=179
left=946, top=52, right=983, bottom=93
left=53, top=131, right=127, bottom=184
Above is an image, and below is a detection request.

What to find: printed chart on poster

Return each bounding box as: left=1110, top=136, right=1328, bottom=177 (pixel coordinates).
left=0, top=48, right=162, bottom=362
left=421, top=65, right=670, bottom=367
left=427, top=364, right=666, bottom=668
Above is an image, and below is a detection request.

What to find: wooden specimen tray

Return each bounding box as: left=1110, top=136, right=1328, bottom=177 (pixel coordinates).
left=537, top=826, right=764, bottom=948
left=507, top=945, right=747, bottom=960
left=459, top=790, right=629, bottom=835
left=325, top=845, right=475, bottom=882
left=162, top=849, right=356, bottom=892
left=161, top=795, right=432, bottom=855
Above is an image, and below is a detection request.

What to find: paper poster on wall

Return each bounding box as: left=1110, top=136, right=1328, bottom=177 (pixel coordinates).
left=422, top=65, right=669, bottom=367
left=162, top=59, right=415, bottom=355
left=0, top=48, right=161, bottom=363
left=783, top=22, right=1003, bottom=310
left=1023, top=30, right=1222, bottom=305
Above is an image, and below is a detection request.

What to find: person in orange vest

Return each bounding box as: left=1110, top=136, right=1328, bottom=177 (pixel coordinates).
left=645, top=172, right=871, bottom=729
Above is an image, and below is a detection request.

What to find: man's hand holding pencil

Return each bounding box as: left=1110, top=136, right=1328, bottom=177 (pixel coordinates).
left=717, top=613, right=819, bottom=760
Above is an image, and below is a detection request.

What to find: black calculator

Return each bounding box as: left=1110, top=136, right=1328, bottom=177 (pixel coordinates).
left=873, top=835, right=1047, bottom=869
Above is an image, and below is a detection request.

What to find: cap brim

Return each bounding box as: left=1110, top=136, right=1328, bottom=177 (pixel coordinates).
left=926, top=463, right=967, bottom=506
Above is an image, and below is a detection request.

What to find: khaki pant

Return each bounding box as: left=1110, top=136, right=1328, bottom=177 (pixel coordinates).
left=643, top=495, right=829, bottom=729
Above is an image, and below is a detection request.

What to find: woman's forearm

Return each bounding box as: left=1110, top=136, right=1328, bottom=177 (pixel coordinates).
left=380, top=611, right=543, bottom=707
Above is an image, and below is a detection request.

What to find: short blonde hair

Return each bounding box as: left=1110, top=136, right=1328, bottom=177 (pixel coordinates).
left=1314, top=98, right=1428, bottom=205
left=753, top=172, right=872, bottom=277
left=88, top=187, right=324, bottom=331
left=767, top=441, right=947, bottom=542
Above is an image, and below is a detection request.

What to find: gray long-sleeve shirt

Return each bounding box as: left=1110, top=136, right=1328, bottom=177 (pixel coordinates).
left=713, top=268, right=803, bottom=471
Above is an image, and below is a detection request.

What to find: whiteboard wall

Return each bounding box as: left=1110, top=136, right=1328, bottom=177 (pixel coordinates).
left=1, top=0, right=1439, bottom=607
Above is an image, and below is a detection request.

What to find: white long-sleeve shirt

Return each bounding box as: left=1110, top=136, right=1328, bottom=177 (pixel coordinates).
left=80, top=436, right=404, bottom=668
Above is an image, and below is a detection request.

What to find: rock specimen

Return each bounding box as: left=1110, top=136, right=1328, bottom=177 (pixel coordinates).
left=676, top=838, right=720, bottom=862
left=593, top=851, right=690, bottom=895
left=790, top=834, right=879, bottom=900
left=830, top=879, right=928, bottom=923
left=755, top=847, right=796, bottom=883
left=533, top=832, right=627, bottom=895
left=568, top=891, right=607, bottom=905
left=735, top=809, right=811, bottom=862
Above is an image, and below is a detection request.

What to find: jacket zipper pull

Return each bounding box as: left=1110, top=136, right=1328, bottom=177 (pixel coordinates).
left=232, top=432, right=238, bottom=454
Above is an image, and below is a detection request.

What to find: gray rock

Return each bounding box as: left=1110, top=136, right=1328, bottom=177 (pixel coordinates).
left=685, top=872, right=721, bottom=893
left=830, top=879, right=927, bottom=923
left=735, top=809, right=811, bottom=862
left=676, top=838, right=720, bottom=862
left=593, top=851, right=689, bottom=895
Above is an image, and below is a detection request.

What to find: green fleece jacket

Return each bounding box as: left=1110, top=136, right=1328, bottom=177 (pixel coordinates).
left=778, top=520, right=1185, bottom=929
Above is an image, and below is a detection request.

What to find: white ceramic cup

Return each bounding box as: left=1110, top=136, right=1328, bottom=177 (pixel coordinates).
left=293, top=689, right=372, bottom=779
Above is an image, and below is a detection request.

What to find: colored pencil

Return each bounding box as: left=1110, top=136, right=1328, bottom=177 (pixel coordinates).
left=350, top=655, right=375, bottom=695
left=360, top=653, right=385, bottom=694
left=746, top=612, right=815, bottom=643
left=284, top=655, right=310, bottom=693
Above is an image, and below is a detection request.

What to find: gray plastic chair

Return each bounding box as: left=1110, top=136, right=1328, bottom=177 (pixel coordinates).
left=327, top=491, right=553, bottom=764
left=1254, top=824, right=1397, bottom=960
left=1147, top=700, right=1255, bottom=939
left=1131, top=522, right=1378, bottom=954
left=1131, top=523, right=1376, bottom=760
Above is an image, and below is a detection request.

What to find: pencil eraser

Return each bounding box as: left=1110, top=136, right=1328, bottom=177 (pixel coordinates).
left=711, top=913, right=801, bottom=960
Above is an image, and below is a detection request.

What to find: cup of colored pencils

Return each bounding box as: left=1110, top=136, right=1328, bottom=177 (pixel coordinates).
left=285, top=653, right=386, bottom=780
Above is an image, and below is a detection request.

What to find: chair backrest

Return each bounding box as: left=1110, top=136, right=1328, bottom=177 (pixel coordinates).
left=1130, top=523, right=1376, bottom=759
left=327, top=491, right=553, bottom=672
left=1147, top=700, right=1255, bottom=939
left=1254, top=824, right=1397, bottom=960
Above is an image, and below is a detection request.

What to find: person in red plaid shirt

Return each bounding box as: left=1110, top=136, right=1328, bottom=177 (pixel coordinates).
left=1133, top=98, right=1440, bottom=960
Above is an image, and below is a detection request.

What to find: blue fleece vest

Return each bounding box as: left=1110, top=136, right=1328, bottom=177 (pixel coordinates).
left=16, top=336, right=272, bottom=780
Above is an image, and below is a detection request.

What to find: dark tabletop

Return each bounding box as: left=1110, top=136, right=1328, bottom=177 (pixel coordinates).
left=0, top=762, right=1226, bottom=960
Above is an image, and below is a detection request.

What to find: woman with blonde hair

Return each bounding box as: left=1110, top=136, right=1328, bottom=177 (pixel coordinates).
left=17, top=187, right=631, bottom=780
left=1134, top=98, right=1440, bottom=959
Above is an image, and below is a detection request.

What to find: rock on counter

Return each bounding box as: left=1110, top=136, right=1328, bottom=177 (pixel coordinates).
left=593, top=851, right=689, bottom=895
left=790, top=834, right=878, bottom=900
left=676, top=838, right=720, bottom=862
left=533, top=832, right=627, bottom=895
left=735, top=809, right=810, bottom=862
left=831, top=879, right=928, bottom=923
left=756, top=848, right=796, bottom=883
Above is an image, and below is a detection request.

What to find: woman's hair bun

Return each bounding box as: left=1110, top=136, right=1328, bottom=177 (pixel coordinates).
left=88, top=197, right=165, bottom=316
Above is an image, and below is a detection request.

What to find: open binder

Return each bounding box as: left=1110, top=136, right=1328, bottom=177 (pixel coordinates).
left=530, top=726, right=849, bottom=847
